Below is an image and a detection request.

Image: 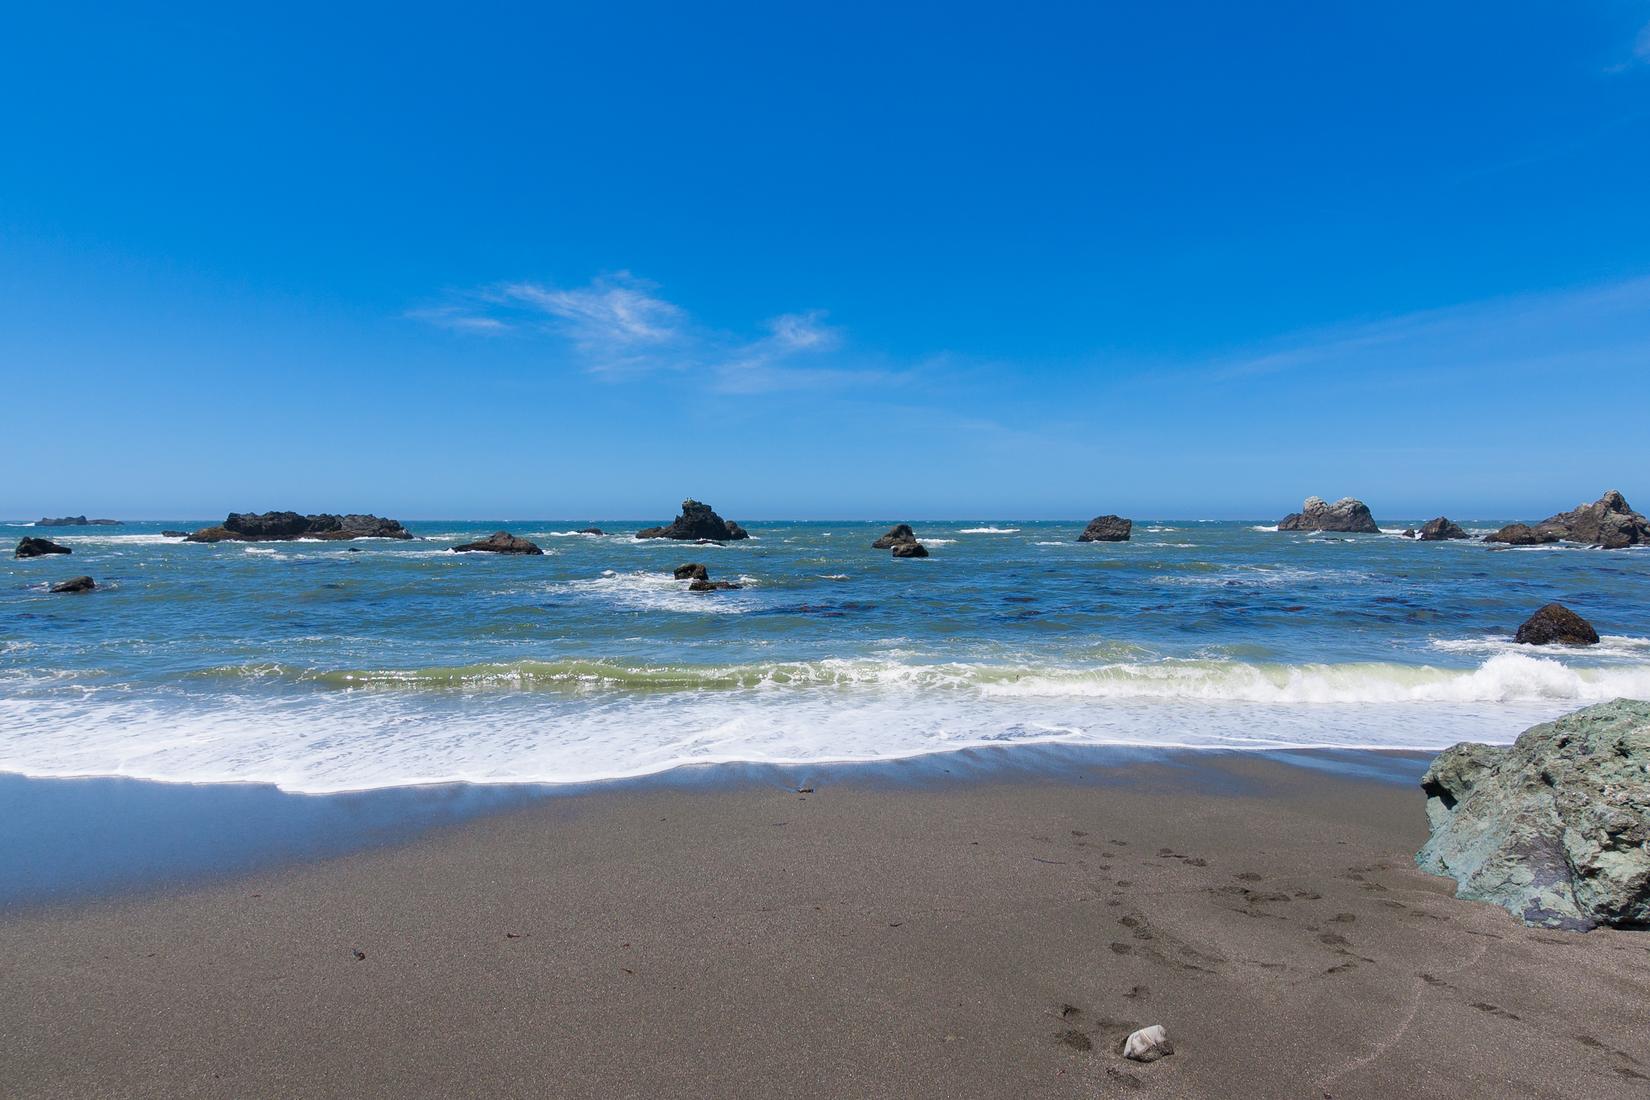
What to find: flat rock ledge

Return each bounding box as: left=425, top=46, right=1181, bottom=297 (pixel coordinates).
left=1417, top=700, right=1650, bottom=930
left=1276, top=496, right=1380, bottom=534
left=452, top=531, right=543, bottom=555
left=186, top=512, right=412, bottom=542
left=1077, top=515, right=1132, bottom=542
left=636, top=500, right=748, bottom=542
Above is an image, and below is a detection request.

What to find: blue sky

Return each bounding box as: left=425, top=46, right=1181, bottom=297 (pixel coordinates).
left=4, top=3, right=1650, bottom=520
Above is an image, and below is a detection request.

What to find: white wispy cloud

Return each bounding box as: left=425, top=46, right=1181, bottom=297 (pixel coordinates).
left=412, top=274, right=899, bottom=393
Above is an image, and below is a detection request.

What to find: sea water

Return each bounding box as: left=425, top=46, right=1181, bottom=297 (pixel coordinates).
left=3, top=519, right=1647, bottom=792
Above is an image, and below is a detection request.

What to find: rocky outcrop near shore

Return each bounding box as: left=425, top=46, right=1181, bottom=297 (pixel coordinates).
left=1077, top=515, right=1132, bottom=542
left=1418, top=517, right=1469, bottom=541
left=1276, top=497, right=1380, bottom=534
left=49, top=576, right=96, bottom=593
left=37, top=516, right=120, bottom=526
left=636, top=500, right=749, bottom=542
left=1485, top=491, right=1650, bottom=549
left=1417, top=700, right=1650, bottom=930
left=871, top=524, right=915, bottom=549
left=185, top=512, right=413, bottom=542
left=452, top=531, right=543, bottom=555
left=1514, top=603, right=1599, bottom=646
left=16, top=537, right=72, bottom=558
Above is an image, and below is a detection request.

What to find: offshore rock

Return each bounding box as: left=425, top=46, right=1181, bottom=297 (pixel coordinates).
left=49, top=576, right=96, bottom=593
left=673, top=563, right=709, bottom=581
left=452, top=531, right=544, bottom=555
left=16, top=537, right=72, bottom=558
left=578, top=527, right=605, bottom=536
left=688, top=577, right=743, bottom=591
left=186, top=512, right=412, bottom=542
left=636, top=500, right=749, bottom=542
left=1418, top=516, right=1469, bottom=541
left=1514, top=603, right=1599, bottom=646
left=1534, top=490, right=1650, bottom=549
left=37, top=516, right=120, bottom=526
left=161, top=530, right=191, bottom=539
left=1483, top=522, right=1560, bottom=547
left=1276, top=496, right=1380, bottom=534
left=872, top=524, right=916, bottom=549
left=891, top=541, right=929, bottom=558
left=1417, top=700, right=1650, bottom=930
left=1077, top=515, right=1132, bottom=542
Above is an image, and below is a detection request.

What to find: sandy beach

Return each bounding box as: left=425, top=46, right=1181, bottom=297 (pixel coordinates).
left=3, top=750, right=1646, bottom=1099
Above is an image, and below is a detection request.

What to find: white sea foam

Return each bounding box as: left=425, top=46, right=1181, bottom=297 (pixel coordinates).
left=923, top=538, right=957, bottom=545
left=958, top=527, right=1020, bottom=534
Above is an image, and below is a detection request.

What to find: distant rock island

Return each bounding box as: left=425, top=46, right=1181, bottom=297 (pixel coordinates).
left=185, top=512, right=413, bottom=543
left=37, top=516, right=121, bottom=526
left=1077, top=515, right=1131, bottom=542
left=636, top=500, right=748, bottom=542
left=1485, top=490, right=1649, bottom=549
left=1276, top=496, right=1379, bottom=534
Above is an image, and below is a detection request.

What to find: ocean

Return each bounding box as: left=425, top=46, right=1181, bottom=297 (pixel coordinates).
left=4, top=518, right=1647, bottom=793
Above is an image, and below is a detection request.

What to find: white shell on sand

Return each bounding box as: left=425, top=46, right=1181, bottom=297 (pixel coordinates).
left=1122, top=1024, right=1173, bottom=1062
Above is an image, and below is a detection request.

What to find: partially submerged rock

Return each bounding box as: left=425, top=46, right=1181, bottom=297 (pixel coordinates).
left=1417, top=700, right=1650, bottom=930
left=186, top=512, right=412, bottom=542
left=161, top=530, right=190, bottom=539
left=1077, top=515, right=1132, bottom=542
left=16, top=537, right=72, bottom=558
left=871, top=524, right=915, bottom=549
left=1483, top=522, right=1560, bottom=547
left=452, top=531, right=543, bottom=555
left=1122, top=1025, right=1173, bottom=1062
left=673, top=563, right=709, bottom=581
left=1276, top=496, right=1380, bottom=534
left=1418, top=517, right=1469, bottom=541
left=1514, top=603, right=1599, bottom=646
left=49, top=576, right=96, bottom=593
left=1401, top=528, right=1416, bottom=539
left=891, top=541, right=929, bottom=558
left=578, top=527, right=605, bottom=536
left=636, top=500, right=749, bottom=542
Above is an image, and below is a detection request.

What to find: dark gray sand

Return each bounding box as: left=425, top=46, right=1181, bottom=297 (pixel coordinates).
left=3, top=752, right=1646, bottom=1098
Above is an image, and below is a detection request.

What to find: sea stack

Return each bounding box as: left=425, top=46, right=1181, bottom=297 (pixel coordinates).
left=1077, top=515, right=1131, bottom=542
left=16, top=537, right=72, bottom=558
left=185, top=512, right=413, bottom=542
left=635, top=500, right=749, bottom=542
left=1276, top=496, right=1380, bottom=534
left=452, top=531, right=544, bottom=555
left=1485, top=490, right=1650, bottom=549
left=871, top=524, right=915, bottom=549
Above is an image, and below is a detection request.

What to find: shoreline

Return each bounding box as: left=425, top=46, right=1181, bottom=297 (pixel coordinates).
left=5, top=747, right=1647, bottom=1097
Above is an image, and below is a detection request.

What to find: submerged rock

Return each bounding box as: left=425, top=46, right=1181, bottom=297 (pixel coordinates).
left=1122, top=1025, right=1173, bottom=1062
left=186, top=512, right=412, bottom=542
left=452, top=531, right=544, bottom=555
left=1418, top=516, right=1469, bottom=541
left=871, top=524, right=916, bottom=549
left=49, top=576, right=96, bottom=593
left=1276, top=496, right=1380, bottom=534
left=1483, top=522, right=1560, bottom=547
left=635, top=500, right=749, bottom=542
left=1417, top=700, right=1650, bottom=930
left=37, top=516, right=120, bottom=526
left=1513, top=603, right=1599, bottom=646
left=578, top=527, right=605, bottom=536
left=673, top=563, right=709, bottom=581
left=160, top=530, right=190, bottom=539
left=16, top=537, right=72, bottom=558
left=891, top=541, right=929, bottom=558
left=688, top=577, right=743, bottom=591
left=1077, top=515, right=1132, bottom=542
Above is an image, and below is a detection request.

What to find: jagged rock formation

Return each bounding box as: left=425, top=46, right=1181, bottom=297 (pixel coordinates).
left=1485, top=491, right=1650, bottom=549
left=636, top=500, right=749, bottom=542
left=871, top=524, right=915, bottom=549
left=1418, top=517, right=1469, bottom=541
left=1276, top=497, right=1380, bottom=534
left=1077, top=515, right=1132, bottom=542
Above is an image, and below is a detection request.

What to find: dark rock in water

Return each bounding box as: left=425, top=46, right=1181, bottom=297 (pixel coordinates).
left=1418, top=516, right=1469, bottom=541
left=161, top=530, right=191, bottom=539
left=1401, top=528, right=1416, bottom=539
left=16, top=537, right=72, bottom=558
left=345, top=547, right=363, bottom=552
left=891, top=541, right=929, bottom=558
left=186, top=511, right=412, bottom=542
left=1276, top=496, right=1380, bottom=534
left=1417, top=700, right=1650, bottom=930
left=1483, top=522, right=1560, bottom=546
left=1533, top=490, right=1650, bottom=549
left=1514, top=603, right=1599, bottom=646
left=872, top=524, right=915, bottom=549
left=37, top=516, right=120, bottom=526
left=578, top=527, right=605, bottom=536
left=635, top=500, right=749, bottom=542
left=1077, top=515, right=1132, bottom=542
left=688, top=577, right=743, bottom=591
left=451, top=531, right=544, bottom=555
left=49, top=576, right=96, bottom=593
left=673, top=563, right=709, bottom=581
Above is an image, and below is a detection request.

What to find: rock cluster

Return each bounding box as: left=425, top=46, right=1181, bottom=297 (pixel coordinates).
left=185, top=512, right=412, bottom=542
left=37, top=516, right=120, bottom=526
left=16, top=537, right=72, bottom=558
left=1486, top=490, right=1650, bottom=549
left=452, top=531, right=543, bottom=555
left=1276, top=496, right=1380, bottom=534
left=1513, top=603, right=1599, bottom=646
left=1417, top=700, right=1650, bottom=930
left=636, top=500, right=748, bottom=542
left=50, top=576, right=96, bottom=593
left=1077, top=515, right=1132, bottom=542
left=674, top=562, right=741, bottom=590
left=1418, top=517, right=1469, bottom=541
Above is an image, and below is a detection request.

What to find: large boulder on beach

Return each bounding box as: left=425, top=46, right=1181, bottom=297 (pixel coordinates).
left=49, top=576, right=96, bottom=593
left=635, top=500, right=749, bottom=542
left=871, top=524, right=915, bottom=549
left=1514, top=603, right=1599, bottom=646
left=1417, top=700, right=1650, bottom=930
left=1483, top=522, right=1560, bottom=546
left=1276, top=496, right=1380, bottom=534
left=452, top=531, right=543, bottom=555
left=1418, top=517, right=1469, bottom=541
left=16, top=537, right=72, bottom=558
left=186, top=511, right=412, bottom=542
left=891, top=541, right=929, bottom=558
left=1077, top=515, right=1132, bottom=542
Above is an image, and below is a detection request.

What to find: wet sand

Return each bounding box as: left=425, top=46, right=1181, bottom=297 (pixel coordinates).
left=2, top=750, right=1646, bottom=1098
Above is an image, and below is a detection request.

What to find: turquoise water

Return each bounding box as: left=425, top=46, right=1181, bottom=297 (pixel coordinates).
left=4, top=518, right=1648, bottom=791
